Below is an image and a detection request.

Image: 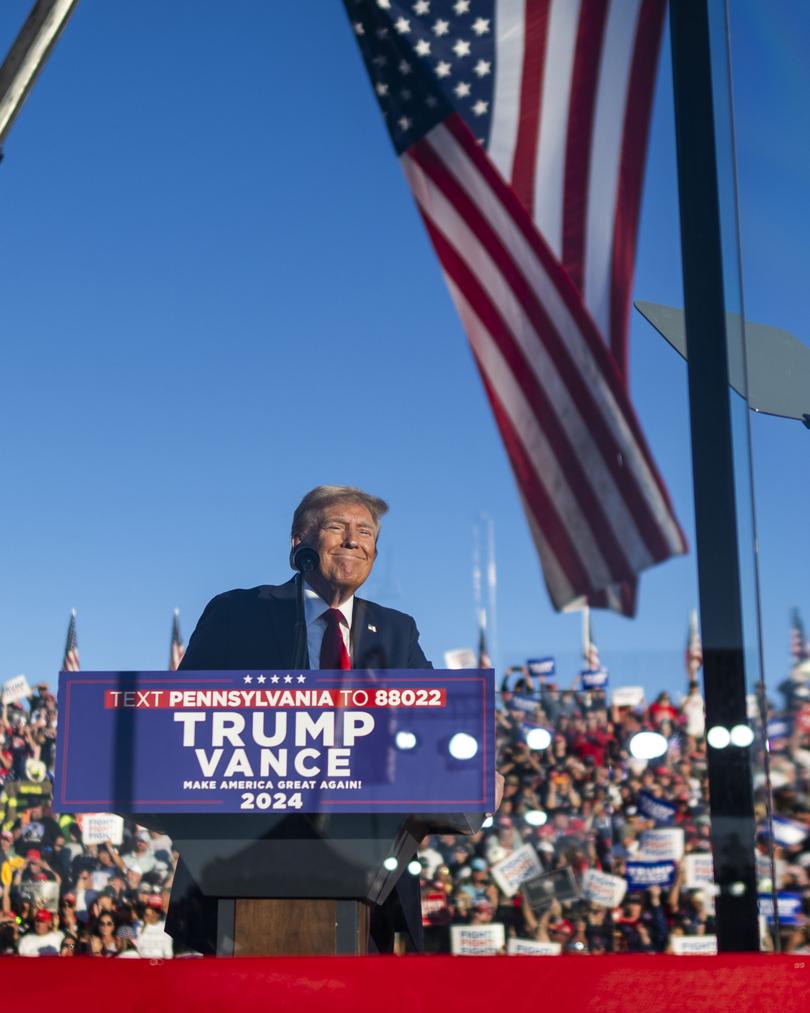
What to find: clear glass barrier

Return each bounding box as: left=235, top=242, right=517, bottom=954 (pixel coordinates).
left=727, top=0, right=810, bottom=953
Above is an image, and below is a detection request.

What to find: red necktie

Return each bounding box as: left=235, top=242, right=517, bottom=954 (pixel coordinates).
left=319, top=608, right=351, bottom=670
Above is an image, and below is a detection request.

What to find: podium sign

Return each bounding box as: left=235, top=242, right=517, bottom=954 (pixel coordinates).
left=55, top=669, right=495, bottom=814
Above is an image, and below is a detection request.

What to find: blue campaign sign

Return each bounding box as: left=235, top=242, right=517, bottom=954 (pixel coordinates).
left=625, top=860, right=676, bottom=890
left=55, top=670, right=495, bottom=815
left=526, top=657, right=555, bottom=679
left=580, top=668, right=608, bottom=690
left=637, top=790, right=677, bottom=825
left=758, top=892, right=803, bottom=925
left=509, top=693, right=540, bottom=714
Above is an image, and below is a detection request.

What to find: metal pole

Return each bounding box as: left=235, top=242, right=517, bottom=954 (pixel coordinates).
left=669, top=1, right=759, bottom=951
left=0, top=0, right=79, bottom=152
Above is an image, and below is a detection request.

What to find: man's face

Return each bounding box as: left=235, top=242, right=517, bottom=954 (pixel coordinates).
left=297, top=501, right=377, bottom=595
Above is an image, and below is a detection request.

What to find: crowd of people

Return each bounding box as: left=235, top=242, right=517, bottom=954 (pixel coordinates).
left=3, top=665, right=810, bottom=957
left=418, top=669, right=810, bottom=954
left=1, top=686, right=177, bottom=958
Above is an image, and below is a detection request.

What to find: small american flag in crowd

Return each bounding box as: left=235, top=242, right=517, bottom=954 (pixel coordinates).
left=686, top=607, right=703, bottom=680
left=790, top=608, right=810, bottom=665
left=62, top=609, right=80, bottom=671
left=169, top=609, right=186, bottom=672
left=585, top=631, right=600, bottom=672
left=477, top=610, right=493, bottom=668
left=344, top=0, right=686, bottom=616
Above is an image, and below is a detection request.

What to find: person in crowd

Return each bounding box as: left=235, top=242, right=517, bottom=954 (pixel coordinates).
left=136, top=896, right=174, bottom=959
left=17, top=908, right=64, bottom=956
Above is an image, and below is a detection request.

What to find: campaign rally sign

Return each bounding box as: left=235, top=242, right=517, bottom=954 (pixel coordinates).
left=509, top=694, right=540, bottom=714
left=770, top=815, right=809, bottom=847
left=507, top=938, right=561, bottom=956
left=526, top=658, right=555, bottom=680
left=671, top=935, right=718, bottom=955
left=637, top=790, right=677, bottom=825
left=580, top=668, right=608, bottom=691
left=684, top=853, right=715, bottom=890
left=55, top=670, right=495, bottom=814
left=640, top=828, right=685, bottom=862
left=611, top=686, right=645, bottom=710
left=81, top=813, right=125, bottom=846
left=490, top=844, right=542, bottom=898
left=758, top=892, right=803, bottom=926
left=450, top=924, right=505, bottom=955
left=444, top=648, right=477, bottom=670
left=766, top=718, right=791, bottom=752
left=2, top=674, right=31, bottom=705
left=625, top=859, right=676, bottom=890
left=421, top=891, right=449, bottom=927
left=582, top=870, right=627, bottom=909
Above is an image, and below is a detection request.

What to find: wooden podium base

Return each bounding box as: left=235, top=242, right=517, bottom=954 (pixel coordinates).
left=217, top=898, right=370, bottom=956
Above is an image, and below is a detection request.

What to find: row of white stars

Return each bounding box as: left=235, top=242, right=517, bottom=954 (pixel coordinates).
left=391, top=16, right=489, bottom=37
left=375, top=0, right=474, bottom=14
left=242, top=674, right=306, bottom=684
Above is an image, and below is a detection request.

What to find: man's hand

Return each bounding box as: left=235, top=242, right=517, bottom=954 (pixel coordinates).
left=495, top=772, right=505, bottom=812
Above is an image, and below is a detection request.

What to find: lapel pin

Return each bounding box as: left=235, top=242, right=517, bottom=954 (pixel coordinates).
left=368, top=624, right=377, bottom=633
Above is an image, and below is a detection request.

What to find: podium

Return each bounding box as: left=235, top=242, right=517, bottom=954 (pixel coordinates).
left=56, top=667, right=495, bottom=955
left=150, top=811, right=483, bottom=955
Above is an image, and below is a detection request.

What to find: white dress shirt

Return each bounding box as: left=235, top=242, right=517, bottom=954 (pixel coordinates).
left=303, top=583, right=354, bottom=668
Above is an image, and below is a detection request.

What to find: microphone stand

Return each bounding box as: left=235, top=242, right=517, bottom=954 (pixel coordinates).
left=291, top=566, right=313, bottom=670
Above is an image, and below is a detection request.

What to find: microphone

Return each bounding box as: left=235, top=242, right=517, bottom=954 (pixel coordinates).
left=290, top=543, right=319, bottom=575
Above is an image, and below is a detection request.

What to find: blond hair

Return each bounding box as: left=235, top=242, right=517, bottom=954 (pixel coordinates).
left=291, top=485, right=389, bottom=540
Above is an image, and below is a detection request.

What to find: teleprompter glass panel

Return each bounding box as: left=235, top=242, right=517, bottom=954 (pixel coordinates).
left=726, top=0, right=810, bottom=953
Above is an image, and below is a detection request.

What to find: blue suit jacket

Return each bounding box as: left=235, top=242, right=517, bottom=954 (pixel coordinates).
left=166, top=579, right=431, bottom=953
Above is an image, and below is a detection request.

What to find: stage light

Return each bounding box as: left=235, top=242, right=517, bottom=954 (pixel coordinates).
left=730, top=724, right=754, bottom=748
left=629, top=731, right=668, bottom=760
left=524, top=809, right=548, bottom=827
left=481, top=816, right=494, bottom=829
left=407, top=860, right=422, bottom=876
left=383, top=857, right=398, bottom=871
left=525, top=727, right=552, bottom=751
left=707, top=725, right=731, bottom=749
left=395, top=730, right=417, bottom=750
left=448, top=732, right=478, bottom=760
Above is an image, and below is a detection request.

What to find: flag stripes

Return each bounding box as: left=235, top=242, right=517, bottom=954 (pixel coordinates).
left=490, top=0, right=665, bottom=378
left=401, top=115, right=685, bottom=607
left=62, top=610, right=79, bottom=672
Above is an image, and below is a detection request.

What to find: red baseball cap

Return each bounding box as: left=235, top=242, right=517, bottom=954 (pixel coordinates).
left=27, top=850, right=42, bottom=862
left=35, top=909, right=53, bottom=923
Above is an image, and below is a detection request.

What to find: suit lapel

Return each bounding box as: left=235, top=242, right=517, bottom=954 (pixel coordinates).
left=259, top=579, right=298, bottom=668
left=352, top=598, right=388, bottom=669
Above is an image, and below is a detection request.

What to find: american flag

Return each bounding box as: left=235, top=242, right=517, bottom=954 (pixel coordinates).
left=477, top=609, right=493, bottom=668
left=685, top=607, right=702, bottom=680
left=582, top=606, right=600, bottom=669
left=169, top=608, right=186, bottom=672
left=62, top=609, right=79, bottom=671
left=790, top=608, right=810, bottom=665
left=344, top=0, right=686, bottom=615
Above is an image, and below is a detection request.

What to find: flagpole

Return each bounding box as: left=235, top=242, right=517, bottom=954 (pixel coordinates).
left=484, top=513, right=497, bottom=674
left=582, top=605, right=590, bottom=666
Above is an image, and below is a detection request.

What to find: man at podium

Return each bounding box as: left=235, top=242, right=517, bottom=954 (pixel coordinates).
left=166, top=484, right=432, bottom=954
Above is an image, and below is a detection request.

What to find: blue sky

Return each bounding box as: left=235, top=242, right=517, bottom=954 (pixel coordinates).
left=0, top=1, right=806, bottom=699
